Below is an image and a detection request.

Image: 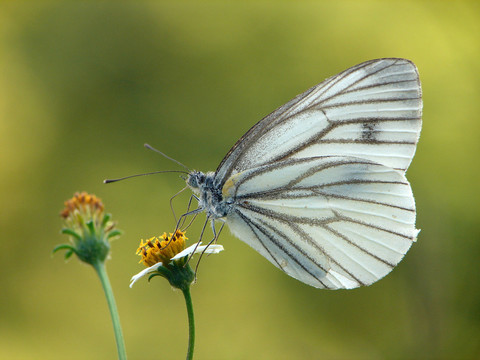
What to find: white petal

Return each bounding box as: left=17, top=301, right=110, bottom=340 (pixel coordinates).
left=170, top=242, right=202, bottom=260
left=201, top=244, right=224, bottom=254
left=129, top=262, right=163, bottom=288
left=170, top=242, right=224, bottom=261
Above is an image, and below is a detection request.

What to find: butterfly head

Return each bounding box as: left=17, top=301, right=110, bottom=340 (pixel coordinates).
left=186, top=171, right=206, bottom=193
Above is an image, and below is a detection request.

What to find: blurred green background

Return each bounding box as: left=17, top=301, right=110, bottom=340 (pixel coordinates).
left=1, top=1, right=479, bottom=359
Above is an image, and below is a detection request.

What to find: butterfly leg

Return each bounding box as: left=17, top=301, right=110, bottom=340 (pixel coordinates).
left=184, top=216, right=210, bottom=268
left=178, top=194, right=201, bottom=230
left=169, top=185, right=188, bottom=225
left=192, top=220, right=226, bottom=278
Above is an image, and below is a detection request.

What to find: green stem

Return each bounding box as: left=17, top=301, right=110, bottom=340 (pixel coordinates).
left=93, top=261, right=127, bottom=360
left=182, top=286, right=195, bottom=360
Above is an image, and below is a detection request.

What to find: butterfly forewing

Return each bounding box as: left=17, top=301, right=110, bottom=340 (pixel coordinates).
left=214, top=58, right=422, bottom=188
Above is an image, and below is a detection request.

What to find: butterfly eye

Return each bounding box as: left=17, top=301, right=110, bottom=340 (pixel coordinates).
left=187, top=172, right=206, bottom=189
left=186, top=174, right=198, bottom=188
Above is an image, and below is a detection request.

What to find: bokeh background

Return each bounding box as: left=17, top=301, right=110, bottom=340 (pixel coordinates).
left=1, top=1, right=479, bottom=359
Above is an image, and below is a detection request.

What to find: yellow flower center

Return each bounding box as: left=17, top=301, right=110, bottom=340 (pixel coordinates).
left=61, top=192, right=104, bottom=220
left=136, top=230, right=187, bottom=267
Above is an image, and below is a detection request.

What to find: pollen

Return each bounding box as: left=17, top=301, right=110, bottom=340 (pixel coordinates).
left=136, top=230, right=187, bottom=267
left=61, top=191, right=104, bottom=219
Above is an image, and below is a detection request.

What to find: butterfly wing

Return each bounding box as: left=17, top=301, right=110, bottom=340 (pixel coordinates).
left=215, top=58, right=422, bottom=188
left=214, top=58, right=422, bottom=288
left=223, top=156, right=417, bottom=289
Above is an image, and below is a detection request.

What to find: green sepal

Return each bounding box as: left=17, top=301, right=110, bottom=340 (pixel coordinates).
left=102, top=213, right=111, bottom=227
left=52, top=244, right=77, bottom=257
left=86, top=220, right=96, bottom=235
left=146, top=265, right=172, bottom=282
left=148, top=273, right=164, bottom=282
left=61, top=228, right=82, bottom=241
left=64, top=249, right=74, bottom=260
left=156, top=265, right=172, bottom=278
left=166, top=262, right=195, bottom=291
left=107, top=230, right=122, bottom=239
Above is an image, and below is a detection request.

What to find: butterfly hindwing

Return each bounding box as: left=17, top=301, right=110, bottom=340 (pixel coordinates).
left=224, top=156, right=417, bottom=289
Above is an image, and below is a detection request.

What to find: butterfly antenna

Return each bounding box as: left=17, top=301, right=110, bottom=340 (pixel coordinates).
left=103, top=170, right=188, bottom=184
left=144, top=143, right=190, bottom=172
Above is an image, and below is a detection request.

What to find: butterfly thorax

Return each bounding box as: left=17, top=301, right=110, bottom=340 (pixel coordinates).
left=187, top=171, right=232, bottom=219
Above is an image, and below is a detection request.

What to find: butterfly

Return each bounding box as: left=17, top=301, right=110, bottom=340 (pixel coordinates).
left=181, top=58, right=421, bottom=289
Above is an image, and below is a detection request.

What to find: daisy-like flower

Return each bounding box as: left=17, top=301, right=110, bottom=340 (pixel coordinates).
left=131, top=229, right=223, bottom=360
left=129, top=230, right=224, bottom=289
left=55, top=192, right=121, bottom=265
left=54, top=192, right=126, bottom=360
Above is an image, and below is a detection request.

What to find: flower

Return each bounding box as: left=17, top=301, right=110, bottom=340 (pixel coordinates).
left=54, top=192, right=127, bottom=359
left=54, top=192, right=121, bottom=265
left=130, top=230, right=224, bottom=289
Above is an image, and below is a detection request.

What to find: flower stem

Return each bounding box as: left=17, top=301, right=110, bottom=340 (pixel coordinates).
left=93, top=261, right=127, bottom=360
left=182, top=286, right=195, bottom=360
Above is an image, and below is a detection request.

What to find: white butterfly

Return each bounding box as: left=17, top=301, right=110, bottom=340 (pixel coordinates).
left=185, top=58, right=422, bottom=289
